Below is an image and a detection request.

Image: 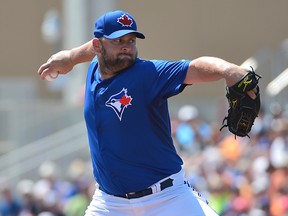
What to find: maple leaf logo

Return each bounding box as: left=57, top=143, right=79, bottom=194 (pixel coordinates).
left=119, top=95, right=132, bottom=106
left=117, top=14, right=133, bottom=27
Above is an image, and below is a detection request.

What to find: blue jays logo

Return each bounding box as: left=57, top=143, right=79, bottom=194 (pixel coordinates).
left=105, top=88, right=132, bottom=121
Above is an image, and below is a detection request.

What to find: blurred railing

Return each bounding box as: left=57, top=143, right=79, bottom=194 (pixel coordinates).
left=0, top=121, right=89, bottom=183
left=0, top=99, right=84, bottom=150
left=0, top=79, right=89, bottom=184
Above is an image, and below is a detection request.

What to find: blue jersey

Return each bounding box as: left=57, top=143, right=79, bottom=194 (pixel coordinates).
left=84, top=57, right=191, bottom=195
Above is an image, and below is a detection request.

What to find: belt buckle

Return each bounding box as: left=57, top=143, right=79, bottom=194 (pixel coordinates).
left=125, top=192, right=135, bottom=199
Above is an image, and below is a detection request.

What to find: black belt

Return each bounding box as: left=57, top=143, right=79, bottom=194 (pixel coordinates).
left=105, top=178, right=174, bottom=199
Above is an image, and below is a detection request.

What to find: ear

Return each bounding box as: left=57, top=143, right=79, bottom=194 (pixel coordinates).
left=92, top=38, right=101, bottom=54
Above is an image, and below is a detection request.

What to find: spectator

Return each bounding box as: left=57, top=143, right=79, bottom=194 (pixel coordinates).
left=0, top=183, right=22, bottom=216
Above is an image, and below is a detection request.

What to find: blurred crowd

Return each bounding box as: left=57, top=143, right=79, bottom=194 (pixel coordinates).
left=0, top=159, right=95, bottom=216
left=172, top=103, right=288, bottom=216
left=0, top=102, right=288, bottom=216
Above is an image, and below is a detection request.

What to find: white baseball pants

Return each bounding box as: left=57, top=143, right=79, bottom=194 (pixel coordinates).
left=84, top=169, right=219, bottom=216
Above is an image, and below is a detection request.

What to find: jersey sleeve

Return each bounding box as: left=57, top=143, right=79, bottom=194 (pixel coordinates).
left=146, top=59, right=191, bottom=100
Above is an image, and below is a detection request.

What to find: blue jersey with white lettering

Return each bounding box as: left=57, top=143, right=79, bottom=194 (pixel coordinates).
left=84, top=57, right=191, bottom=195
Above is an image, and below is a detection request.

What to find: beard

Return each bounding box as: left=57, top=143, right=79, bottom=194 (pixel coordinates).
left=100, top=46, right=137, bottom=74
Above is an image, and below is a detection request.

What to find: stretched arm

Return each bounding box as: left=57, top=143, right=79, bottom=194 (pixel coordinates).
left=184, top=56, right=257, bottom=98
left=38, top=40, right=95, bottom=80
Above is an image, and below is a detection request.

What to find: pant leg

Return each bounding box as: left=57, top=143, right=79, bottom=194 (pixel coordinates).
left=84, top=189, right=135, bottom=216
left=141, top=183, right=219, bottom=216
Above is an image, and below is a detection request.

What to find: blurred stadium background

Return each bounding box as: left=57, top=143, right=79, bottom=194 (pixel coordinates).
left=0, top=0, right=288, bottom=215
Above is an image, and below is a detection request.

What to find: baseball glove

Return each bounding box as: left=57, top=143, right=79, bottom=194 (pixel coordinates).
left=220, top=67, right=261, bottom=138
